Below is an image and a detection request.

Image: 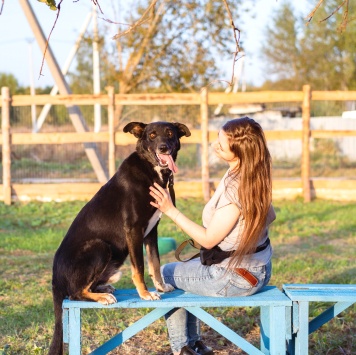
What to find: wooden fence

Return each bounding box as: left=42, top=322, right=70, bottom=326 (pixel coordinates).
left=1, top=85, right=356, bottom=205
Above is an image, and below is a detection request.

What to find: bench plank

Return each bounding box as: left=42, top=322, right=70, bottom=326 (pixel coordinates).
left=283, top=284, right=356, bottom=302
left=62, top=286, right=291, bottom=355
left=63, top=286, right=291, bottom=309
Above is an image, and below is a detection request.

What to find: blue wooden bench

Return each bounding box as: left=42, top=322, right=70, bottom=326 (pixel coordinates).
left=62, top=286, right=291, bottom=355
left=283, top=284, right=356, bottom=355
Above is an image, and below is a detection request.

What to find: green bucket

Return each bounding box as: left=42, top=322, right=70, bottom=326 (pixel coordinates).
left=143, top=237, right=177, bottom=255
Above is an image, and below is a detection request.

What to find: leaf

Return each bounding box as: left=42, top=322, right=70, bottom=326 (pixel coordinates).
left=37, top=0, right=57, bottom=11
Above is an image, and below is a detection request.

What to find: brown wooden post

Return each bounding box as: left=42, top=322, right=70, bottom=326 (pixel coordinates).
left=302, top=85, right=311, bottom=202
left=107, top=86, right=116, bottom=178
left=200, top=87, right=210, bottom=202
left=1, top=87, right=12, bottom=205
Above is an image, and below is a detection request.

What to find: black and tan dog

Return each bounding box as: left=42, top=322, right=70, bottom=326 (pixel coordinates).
left=48, top=121, right=191, bottom=355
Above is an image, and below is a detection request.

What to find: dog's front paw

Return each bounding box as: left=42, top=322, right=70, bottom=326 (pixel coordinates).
left=140, top=290, right=161, bottom=301
left=97, top=293, right=117, bottom=305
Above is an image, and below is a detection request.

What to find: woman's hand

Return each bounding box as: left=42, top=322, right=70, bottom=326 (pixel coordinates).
left=149, top=183, right=175, bottom=215
left=149, top=183, right=240, bottom=249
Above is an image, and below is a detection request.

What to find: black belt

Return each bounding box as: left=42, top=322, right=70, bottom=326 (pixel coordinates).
left=175, top=237, right=271, bottom=265
left=254, top=237, right=271, bottom=254
left=200, top=237, right=271, bottom=266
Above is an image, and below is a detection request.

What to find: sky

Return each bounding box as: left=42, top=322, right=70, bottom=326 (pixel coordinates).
left=0, top=0, right=314, bottom=90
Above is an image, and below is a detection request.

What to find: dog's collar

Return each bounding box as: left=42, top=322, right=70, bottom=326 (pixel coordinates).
left=168, top=173, right=174, bottom=188
left=154, top=166, right=174, bottom=188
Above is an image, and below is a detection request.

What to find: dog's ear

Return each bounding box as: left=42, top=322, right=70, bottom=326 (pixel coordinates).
left=123, top=122, right=147, bottom=138
left=173, top=123, right=191, bottom=138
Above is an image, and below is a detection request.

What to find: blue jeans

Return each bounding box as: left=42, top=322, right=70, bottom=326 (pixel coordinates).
left=161, top=258, right=272, bottom=353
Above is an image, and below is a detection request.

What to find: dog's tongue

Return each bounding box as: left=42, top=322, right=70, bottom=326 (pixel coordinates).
left=159, top=154, right=178, bottom=173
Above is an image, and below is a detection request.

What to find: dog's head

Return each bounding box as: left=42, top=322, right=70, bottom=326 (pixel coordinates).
left=123, top=121, right=191, bottom=173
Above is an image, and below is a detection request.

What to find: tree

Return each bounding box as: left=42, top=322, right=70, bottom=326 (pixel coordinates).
left=32, top=0, right=355, bottom=34
left=68, top=0, right=243, bottom=124
left=102, top=0, right=241, bottom=93
left=300, top=0, right=356, bottom=90
left=0, top=73, right=27, bottom=94
left=260, top=1, right=303, bottom=90
left=261, top=0, right=356, bottom=91
left=68, top=36, right=100, bottom=94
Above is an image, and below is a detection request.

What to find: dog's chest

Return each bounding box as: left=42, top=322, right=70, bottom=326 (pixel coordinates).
left=154, top=166, right=166, bottom=183
left=144, top=209, right=162, bottom=237
left=143, top=167, right=171, bottom=237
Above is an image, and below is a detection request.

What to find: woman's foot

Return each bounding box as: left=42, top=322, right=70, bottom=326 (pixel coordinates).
left=190, top=341, right=214, bottom=355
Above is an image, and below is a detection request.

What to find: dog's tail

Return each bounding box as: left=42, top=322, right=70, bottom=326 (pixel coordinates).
left=48, top=286, right=65, bottom=355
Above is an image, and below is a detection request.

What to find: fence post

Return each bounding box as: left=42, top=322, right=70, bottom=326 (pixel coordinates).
left=107, top=86, right=116, bottom=178
left=1, top=87, right=12, bottom=205
left=200, top=87, right=210, bottom=202
left=302, top=85, right=311, bottom=202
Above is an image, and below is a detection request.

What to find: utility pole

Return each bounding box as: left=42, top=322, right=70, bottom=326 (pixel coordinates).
left=27, top=38, right=37, bottom=132
left=92, top=3, right=101, bottom=132
left=19, top=0, right=108, bottom=183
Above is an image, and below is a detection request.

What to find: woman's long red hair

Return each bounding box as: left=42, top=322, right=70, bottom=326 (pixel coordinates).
left=222, top=117, right=272, bottom=267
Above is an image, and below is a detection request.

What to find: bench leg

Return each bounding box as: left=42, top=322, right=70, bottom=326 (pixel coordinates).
left=260, top=306, right=287, bottom=355
left=187, top=307, right=263, bottom=355
left=309, top=301, right=353, bottom=333
left=294, top=301, right=309, bottom=355
left=260, top=306, right=270, bottom=353
left=285, top=306, right=294, bottom=355
left=63, top=308, right=69, bottom=344
left=68, top=307, right=81, bottom=355
left=89, top=307, right=172, bottom=355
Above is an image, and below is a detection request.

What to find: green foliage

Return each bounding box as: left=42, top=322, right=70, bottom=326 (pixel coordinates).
left=301, top=0, right=356, bottom=90
left=70, top=0, right=244, bottom=96
left=261, top=0, right=356, bottom=90
left=0, top=73, right=50, bottom=95
left=69, top=36, right=100, bottom=94
left=37, top=0, right=57, bottom=11
left=0, top=73, right=19, bottom=94
left=261, top=2, right=302, bottom=89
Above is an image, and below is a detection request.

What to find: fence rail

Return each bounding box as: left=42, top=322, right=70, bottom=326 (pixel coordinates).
left=1, top=86, right=356, bottom=205
left=3, top=90, right=356, bottom=108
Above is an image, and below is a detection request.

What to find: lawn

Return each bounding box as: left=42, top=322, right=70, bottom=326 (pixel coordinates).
left=0, top=198, right=355, bottom=354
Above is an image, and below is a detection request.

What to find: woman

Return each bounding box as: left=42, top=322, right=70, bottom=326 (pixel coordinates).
left=149, top=117, right=276, bottom=355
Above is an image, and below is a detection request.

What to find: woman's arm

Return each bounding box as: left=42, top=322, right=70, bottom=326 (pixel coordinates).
left=149, top=183, right=240, bottom=249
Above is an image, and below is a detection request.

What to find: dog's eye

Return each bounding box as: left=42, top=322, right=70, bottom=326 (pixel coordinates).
left=149, top=132, right=157, bottom=139
left=167, top=130, right=173, bottom=138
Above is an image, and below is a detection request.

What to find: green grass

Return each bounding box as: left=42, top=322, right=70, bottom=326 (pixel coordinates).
left=0, top=198, right=355, bottom=354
